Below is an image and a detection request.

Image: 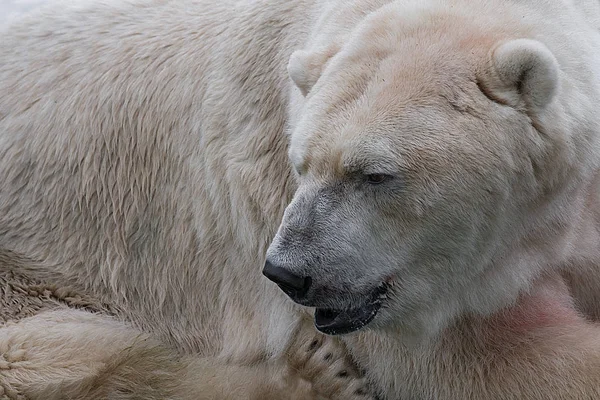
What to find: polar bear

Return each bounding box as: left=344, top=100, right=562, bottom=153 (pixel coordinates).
left=0, top=249, right=369, bottom=399
left=2, top=0, right=600, bottom=399
left=267, top=0, right=600, bottom=397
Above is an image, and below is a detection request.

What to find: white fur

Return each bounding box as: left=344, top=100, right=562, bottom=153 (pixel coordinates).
left=485, top=39, right=560, bottom=110
left=0, top=310, right=367, bottom=399
left=1, top=0, right=600, bottom=399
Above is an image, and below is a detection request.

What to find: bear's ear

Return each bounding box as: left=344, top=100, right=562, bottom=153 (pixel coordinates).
left=480, top=39, right=560, bottom=112
left=288, top=45, right=339, bottom=96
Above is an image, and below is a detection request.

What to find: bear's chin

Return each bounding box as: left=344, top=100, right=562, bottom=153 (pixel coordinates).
left=314, top=284, right=388, bottom=335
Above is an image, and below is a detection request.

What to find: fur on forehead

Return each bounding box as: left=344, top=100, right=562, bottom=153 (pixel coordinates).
left=288, top=0, right=561, bottom=179
left=287, top=0, right=520, bottom=96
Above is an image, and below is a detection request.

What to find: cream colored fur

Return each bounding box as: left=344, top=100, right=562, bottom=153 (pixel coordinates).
left=1, top=309, right=371, bottom=400
left=0, top=253, right=371, bottom=399
left=1, top=0, right=600, bottom=399
left=0, top=0, right=373, bottom=398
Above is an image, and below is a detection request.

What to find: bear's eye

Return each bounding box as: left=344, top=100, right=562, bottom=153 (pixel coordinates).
left=365, top=174, right=390, bottom=184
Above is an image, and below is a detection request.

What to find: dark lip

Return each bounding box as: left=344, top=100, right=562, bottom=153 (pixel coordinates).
left=313, top=284, right=388, bottom=335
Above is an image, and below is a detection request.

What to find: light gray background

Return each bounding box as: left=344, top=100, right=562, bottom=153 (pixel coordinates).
left=1, top=0, right=50, bottom=28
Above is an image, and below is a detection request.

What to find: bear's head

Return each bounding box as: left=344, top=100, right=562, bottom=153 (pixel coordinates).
left=265, top=2, right=592, bottom=339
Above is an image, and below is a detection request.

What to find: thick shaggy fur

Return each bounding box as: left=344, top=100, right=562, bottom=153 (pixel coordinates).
left=1, top=309, right=369, bottom=399
left=0, top=254, right=370, bottom=399
left=1, top=0, right=600, bottom=399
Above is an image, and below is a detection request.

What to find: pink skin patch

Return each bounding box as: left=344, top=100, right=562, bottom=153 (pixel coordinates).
left=493, top=276, right=579, bottom=332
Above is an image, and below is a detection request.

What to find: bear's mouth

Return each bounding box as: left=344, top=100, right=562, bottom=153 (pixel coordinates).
left=314, top=284, right=388, bottom=335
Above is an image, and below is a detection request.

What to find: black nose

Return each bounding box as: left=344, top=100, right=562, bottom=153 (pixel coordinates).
left=262, top=259, right=311, bottom=299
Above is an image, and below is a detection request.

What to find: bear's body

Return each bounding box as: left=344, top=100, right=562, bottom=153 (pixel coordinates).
left=1, top=0, right=600, bottom=398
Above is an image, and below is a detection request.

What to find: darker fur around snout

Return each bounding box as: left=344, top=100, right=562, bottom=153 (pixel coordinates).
left=266, top=182, right=396, bottom=313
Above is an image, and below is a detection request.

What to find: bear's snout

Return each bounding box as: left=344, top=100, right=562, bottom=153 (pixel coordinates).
left=263, top=259, right=312, bottom=301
